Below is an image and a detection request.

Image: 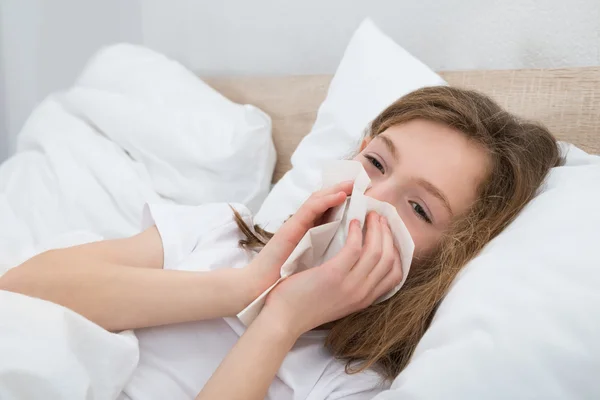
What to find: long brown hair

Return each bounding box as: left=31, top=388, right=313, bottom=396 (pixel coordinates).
left=233, top=86, right=562, bottom=379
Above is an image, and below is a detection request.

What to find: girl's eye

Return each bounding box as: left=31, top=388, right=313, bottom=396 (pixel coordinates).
left=410, top=201, right=432, bottom=224
left=365, top=155, right=384, bottom=173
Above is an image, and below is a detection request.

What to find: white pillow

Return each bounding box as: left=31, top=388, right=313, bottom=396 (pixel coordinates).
left=253, top=18, right=446, bottom=229
left=255, top=18, right=600, bottom=399
left=374, top=145, right=600, bottom=399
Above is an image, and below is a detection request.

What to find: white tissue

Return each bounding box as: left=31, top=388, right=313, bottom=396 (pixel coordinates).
left=238, top=160, right=415, bottom=326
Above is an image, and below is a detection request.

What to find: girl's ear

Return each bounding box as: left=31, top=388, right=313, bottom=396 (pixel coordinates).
left=359, top=137, right=372, bottom=152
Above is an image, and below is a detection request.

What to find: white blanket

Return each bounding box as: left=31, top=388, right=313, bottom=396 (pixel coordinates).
left=0, top=44, right=275, bottom=399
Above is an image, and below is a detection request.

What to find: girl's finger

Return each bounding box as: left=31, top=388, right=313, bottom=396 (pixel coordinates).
left=316, top=180, right=354, bottom=198
left=350, top=212, right=383, bottom=278
left=290, top=181, right=353, bottom=228
left=293, top=191, right=348, bottom=227
left=312, top=191, right=349, bottom=213
left=365, top=216, right=395, bottom=290
left=327, top=219, right=363, bottom=273
left=370, top=246, right=403, bottom=303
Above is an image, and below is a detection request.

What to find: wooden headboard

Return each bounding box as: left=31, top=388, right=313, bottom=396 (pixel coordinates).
left=205, top=67, right=600, bottom=182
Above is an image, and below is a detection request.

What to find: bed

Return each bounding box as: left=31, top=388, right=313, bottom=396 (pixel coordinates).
left=0, top=37, right=598, bottom=399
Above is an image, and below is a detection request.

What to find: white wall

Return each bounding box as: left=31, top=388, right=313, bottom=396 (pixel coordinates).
left=1, top=0, right=599, bottom=160
left=141, top=0, right=600, bottom=75
left=0, top=23, right=7, bottom=161
left=0, top=0, right=143, bottom=158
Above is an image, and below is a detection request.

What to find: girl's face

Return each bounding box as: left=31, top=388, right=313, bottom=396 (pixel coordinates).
left=354, top=119, right=490, bottom=256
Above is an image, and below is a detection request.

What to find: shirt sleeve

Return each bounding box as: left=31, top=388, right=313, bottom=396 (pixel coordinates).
left=324, top=388, right=385, bottom=400
left=306, top=363, right=389, bottom=400
left=141, top=202, right=252, bottom=269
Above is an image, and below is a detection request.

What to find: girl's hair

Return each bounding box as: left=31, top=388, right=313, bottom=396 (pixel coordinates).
left=232, top=86, right=562, bottom=380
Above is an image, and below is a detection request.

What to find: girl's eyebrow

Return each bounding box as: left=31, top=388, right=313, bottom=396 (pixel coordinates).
left=415, top=178, right=454, bottom=217
left=376, top=135, right=398, bottom=161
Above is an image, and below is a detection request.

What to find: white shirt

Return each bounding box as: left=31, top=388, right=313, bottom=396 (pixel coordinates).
left=121, top=202, right=388, bottom=400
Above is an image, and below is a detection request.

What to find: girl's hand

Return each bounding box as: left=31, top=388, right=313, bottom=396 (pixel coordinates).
left=261, top=212, right=403, bottom=337
left=244, top=181, right=354, bottom=296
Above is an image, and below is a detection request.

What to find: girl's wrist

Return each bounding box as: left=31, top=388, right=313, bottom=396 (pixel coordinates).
left=244, top=255, right=282, bottom=296
left=255, top=305, right=304, bottom=343
left=236, top=265, right=278, bottom=313
left=204, top=268, right=263, bottom=316
left=232, top=268, right=257, bottom=308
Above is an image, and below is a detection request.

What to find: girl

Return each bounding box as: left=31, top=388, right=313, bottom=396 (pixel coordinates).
left=0, top=86, right=561, bottom=399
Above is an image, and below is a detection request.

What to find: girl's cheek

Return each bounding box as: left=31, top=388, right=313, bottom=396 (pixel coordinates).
left=396, top=208, right=433, bottom=257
